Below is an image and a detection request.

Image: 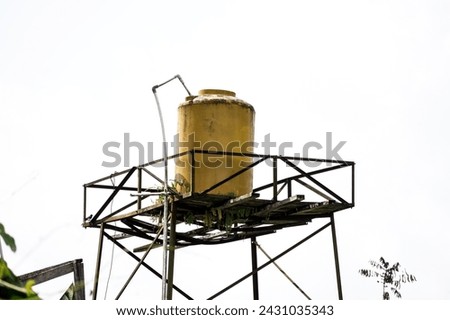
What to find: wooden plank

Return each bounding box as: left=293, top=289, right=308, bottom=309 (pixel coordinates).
left=18, top=260, right=80, bottom=284
left=18, top=259, right=85, bottom=299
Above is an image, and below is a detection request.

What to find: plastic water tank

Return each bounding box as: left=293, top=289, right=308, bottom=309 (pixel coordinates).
left=175, top=89, right=255, bottom=196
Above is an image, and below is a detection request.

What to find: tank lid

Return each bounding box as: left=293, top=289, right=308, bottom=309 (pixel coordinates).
left=180, top=88, right=254, bottom=112
left=198, top=89, right=236, bottom=97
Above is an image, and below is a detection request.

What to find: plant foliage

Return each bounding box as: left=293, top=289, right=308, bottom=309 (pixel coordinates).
left=0, top=223, right=16, bottom=253
left=0, top=222, right=40, bottom=300
left=0, top=259, right=40, bottom=300
left=359, top=257, right=417, bottom=300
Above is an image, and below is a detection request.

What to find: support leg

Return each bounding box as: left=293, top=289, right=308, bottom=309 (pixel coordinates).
left=251, top=236, right=259, bottom=300
left=167, top=205, right=177, bottom=300
left=330, top=213, right=343, bottom=300
left=92, top=223, right=105, bottom=300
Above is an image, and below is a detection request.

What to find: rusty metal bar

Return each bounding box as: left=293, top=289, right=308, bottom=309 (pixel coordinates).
left=281, top=158, right=348, bottom=204
left=194, top=149, right=353, bottom=165
left=115, top=225, right=164, bottom=299
left=141, top=167, right=165, bottom=186
left=84, top=168, right=132, bottom=187
left=83, top=185, right=87, bottom=223
left=352, top=164, right=355, bottom=206
left=103, top=232, right=193, bottom=300
left=208, top=222, right=331, bottom=300
left=294, top=178, right=334, bottom=201
left=251, top=236, right=259, bottom=300
left=91, top=167, right=137, bottom=223
left=200, top=156, right=268, bottom=195
left=330, top=213, right=343, bottom=299
left=253, top=163, right=350, bottom=193
left=97, top=195, right=151, bottom=225
left=87, top=185, right=138, bottom=191
left=287, top=179, right=292, bottom=197
left=167, top=203, right=177, bottom=299
left=255, top=242, right=311, bottom=300
left=137, top=167, right=142, bottom=210
left=92, top=223, right=105, bottom=300
left=84, top=151, right=353, bottom=188
left=190, top=150, right=195, bottom=193
left=272, top=157, right=278, bottom=201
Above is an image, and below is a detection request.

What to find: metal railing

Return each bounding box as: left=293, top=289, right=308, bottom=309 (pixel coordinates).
left=83, top=149, right=354, bottom=226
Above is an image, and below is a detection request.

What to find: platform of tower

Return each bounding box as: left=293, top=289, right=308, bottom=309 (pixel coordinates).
left=82, top=150, right=355, bottom=251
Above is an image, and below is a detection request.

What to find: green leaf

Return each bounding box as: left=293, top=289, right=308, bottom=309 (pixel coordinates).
left=0, top=223, right=17, bottom=252
left=24, top=280, right=36, bottom=295
left=0, top=258, right=41, bottom=300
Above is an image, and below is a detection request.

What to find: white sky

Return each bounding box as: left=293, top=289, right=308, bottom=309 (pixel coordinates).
left=1, top=0, right=450, bottom=300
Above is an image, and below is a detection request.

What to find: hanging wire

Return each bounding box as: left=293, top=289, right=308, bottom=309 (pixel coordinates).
left=151, top=75, right=191, bottom=300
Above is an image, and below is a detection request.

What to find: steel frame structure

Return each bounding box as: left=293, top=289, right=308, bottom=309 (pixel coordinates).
left=83, top=150, right=355, bottom=300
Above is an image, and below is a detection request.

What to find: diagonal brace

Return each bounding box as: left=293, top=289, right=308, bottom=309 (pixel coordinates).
left=207, top=222, right=331, bottom=299
left=103, top=232, right=193, bottom=300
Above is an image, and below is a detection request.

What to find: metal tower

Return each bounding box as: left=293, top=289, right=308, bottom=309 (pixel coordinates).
left=82, top=149, right=355, bottom=300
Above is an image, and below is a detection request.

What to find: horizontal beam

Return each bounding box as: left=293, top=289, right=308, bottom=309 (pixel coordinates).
left=18, top=259, right=83, bottom=285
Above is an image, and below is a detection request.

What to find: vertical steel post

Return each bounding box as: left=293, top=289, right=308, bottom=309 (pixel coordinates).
left=137, top=167, right=142, bottom=210
left=190, top=150, right=195, bottom=193
left=73, top=259, right=86, bottom=300
left=251, top=236, right=259, bottom=300
left=83, top=185, right=87, bottom=222
left=351, top=164, right=355, bottom=206
left=330, top=213, right=343, bottom=299
left=272, top=157, right=278, bottom=201
left=92, top=223, right=105, bottom=300
left=167, top=204, right=177, bottom=299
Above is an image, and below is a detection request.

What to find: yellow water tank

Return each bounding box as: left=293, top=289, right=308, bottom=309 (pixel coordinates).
left=175, top=89, right=255, bottom=196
